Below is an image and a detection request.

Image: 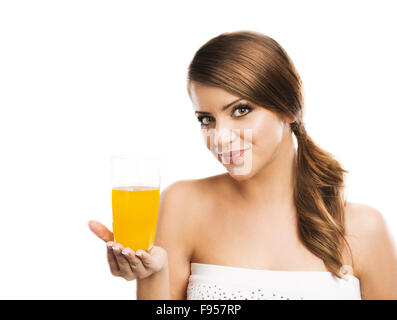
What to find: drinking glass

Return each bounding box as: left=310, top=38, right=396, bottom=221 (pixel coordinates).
left=110, top=154, right=161, bottom=251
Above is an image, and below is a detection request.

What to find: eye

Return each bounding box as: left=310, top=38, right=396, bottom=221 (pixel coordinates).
left=197, top=115, right=214, bottom=126
left=232, top=104, right=252, bottom=117
left=196, top=103, right=252, bottom=126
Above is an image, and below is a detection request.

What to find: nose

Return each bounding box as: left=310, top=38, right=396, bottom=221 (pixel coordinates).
left=214, top=127, right=239, bottom=154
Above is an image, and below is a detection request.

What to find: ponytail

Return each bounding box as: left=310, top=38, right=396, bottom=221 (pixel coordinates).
left=291, top=121, right=353, bottom=278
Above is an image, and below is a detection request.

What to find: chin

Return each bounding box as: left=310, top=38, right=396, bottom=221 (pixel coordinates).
left=227, top=170, right=254, bottom=181
left=222, top=152, right=257, bottom=180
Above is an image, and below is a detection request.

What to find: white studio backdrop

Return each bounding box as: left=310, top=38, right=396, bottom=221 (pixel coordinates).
left=0, top=0, right=396, bottom=299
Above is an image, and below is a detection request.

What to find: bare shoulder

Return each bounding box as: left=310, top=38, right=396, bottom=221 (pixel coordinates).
left=157, top=174, right=224, bottom=245
left=344, top=202, right=389, bottom=242
left=161, top=173, right=226, bottom=206
left=157, top=178, right=203, bottom=237
left=154, top=177, right=220, bottom=299
left=160, top=178, right=200, bottom=206
left=344, top=201, right=397, bottom=299
left=160, top=174, right=222, bottom=206
left=344, top=201, right=391, bottom=256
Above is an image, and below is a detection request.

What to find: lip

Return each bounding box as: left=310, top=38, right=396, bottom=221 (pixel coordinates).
left=219, top=148, right=249, bottom=164
left=220, top=149, right=247, bottom=157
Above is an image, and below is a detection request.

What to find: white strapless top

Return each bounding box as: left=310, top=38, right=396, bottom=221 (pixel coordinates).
left=186, top=263, right=361, bottom=300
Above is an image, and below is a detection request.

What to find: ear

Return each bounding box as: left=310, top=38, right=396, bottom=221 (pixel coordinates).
left=281, top=114, right=296, bottom=124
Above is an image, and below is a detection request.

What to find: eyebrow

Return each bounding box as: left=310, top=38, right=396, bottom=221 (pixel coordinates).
left=194, top=98, right=244, bottom=115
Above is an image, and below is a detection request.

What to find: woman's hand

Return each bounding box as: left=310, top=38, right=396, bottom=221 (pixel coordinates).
left=88, top=220, right=168, bottom=281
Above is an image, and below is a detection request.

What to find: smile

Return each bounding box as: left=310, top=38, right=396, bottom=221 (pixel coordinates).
left=220, top=149, right=248, bottom=164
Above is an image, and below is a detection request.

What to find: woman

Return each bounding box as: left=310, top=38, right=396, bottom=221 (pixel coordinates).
left=89, top=30, right=397, bottom=300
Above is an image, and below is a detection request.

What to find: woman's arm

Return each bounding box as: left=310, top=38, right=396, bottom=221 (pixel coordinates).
left=137, top=180, right=195, bottom=300
left=347, top=203, right=397, bottom=299
left=137, top=261, right=170, bottom=299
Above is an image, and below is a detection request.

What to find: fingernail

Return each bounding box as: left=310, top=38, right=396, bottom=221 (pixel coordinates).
left=122, top=249, right=128, bottom=255
left=136, top=250, right=143, bottom=257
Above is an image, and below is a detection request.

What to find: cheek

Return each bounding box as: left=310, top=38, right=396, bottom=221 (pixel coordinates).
left=250, top=114, right=284, bottom=160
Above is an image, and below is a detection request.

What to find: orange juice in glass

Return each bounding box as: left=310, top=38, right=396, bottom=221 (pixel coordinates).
left=110, top=154, right=161, bottom=251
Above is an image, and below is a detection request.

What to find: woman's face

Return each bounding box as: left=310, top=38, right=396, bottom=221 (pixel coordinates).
left=188, top=81, right=293, bottom=181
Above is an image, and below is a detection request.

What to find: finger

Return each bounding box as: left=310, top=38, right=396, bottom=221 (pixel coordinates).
left=137, top=246, right=166, bottom=273
left=122, top=248, right=147, bottom=276
left=88, top=220, right=114, bottom=242
left=112, top=243, right=136, bottom=280
left=106, top=241, right=120, bottom=276
left=135, top=250, right=152, bottom=268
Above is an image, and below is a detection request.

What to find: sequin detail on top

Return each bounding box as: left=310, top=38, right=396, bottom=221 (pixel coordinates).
left=187, top=263, right=361, bottom=300
left=187, top=280, right=304, bottom=300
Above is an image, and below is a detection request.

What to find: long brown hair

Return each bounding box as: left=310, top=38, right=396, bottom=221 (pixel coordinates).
left=186, top=30, right=353, bottom=279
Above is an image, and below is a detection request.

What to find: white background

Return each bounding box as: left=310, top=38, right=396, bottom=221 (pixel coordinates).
left=0, top=0, right=396, bottom=299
